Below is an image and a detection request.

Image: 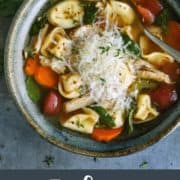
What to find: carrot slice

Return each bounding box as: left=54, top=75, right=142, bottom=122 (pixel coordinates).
left=24, top=57, right=39, bottom=76
left=34, top=66, right=59, bottom=88
left=92, top=128, right=123, bottom=142
left=137, top=5, right=155, bottom=25
left=164, top=21, right=180, bottom=51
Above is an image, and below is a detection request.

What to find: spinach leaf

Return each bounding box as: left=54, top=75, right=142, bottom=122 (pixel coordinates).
left=26, top=76, right=41, bottom=103
left=127, top=108, right=135, bottom=134
left=90, top=106, right=115, bottom=128
left=122, top=34, right=141, bottom=56
left=30, top=13, right=48, bottom=36
left=0, top=0, right=23, bottom=17
left=81, top=2, right=98, bottom=24
left=155, top=9, right=169, bottom=34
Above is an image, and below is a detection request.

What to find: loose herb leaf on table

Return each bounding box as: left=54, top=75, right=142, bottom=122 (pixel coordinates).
left=43, top=155, right=55, bottom=167
left=139, top=161, right=149, bottom=168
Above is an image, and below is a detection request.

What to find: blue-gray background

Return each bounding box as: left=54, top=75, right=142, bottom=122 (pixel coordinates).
left=0, top=16, right=179, bottom=169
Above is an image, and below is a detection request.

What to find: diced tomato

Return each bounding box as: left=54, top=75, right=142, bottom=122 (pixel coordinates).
left=164, top=21, right=180, bottom=51
left=43, top=91, right=63, bottom=115
left=137, top=5, right=155, bottom=25
left=134, top=0, right=163, bottom=15
left=150, top=84, right=178, bottom=110
left=160, top=62, right=180, bottom=82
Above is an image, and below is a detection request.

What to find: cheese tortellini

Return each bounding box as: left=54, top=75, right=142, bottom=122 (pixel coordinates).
left=140, top=35, right=174, bottom=66
left=48, top=0, right=84, bottom=29
left=41, top=27, right=72, bottom=58
left=134, top=94, right=159, bottom=121
left=97, top=0, right=136, bottom=27
left=58, top=73, right=83, bottom=99
left=61, top=108, right=99, bottom=134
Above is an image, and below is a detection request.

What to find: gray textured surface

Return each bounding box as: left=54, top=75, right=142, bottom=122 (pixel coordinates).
left=0, top=17, right=180, bottom=170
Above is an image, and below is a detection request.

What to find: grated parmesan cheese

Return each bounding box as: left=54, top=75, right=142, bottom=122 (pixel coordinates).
left=71, top=26, right=138, bottom=112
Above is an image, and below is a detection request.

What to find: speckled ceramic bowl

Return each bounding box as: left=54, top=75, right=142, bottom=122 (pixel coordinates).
left=4, top=0, right=180, bottom=157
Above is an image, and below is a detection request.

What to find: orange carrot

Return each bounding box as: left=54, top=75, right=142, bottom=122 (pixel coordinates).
left=164, top=21, right=180, bottom=51
left=34, top=66, right=59, bottom=88
left=92, top=128, right=123, bottom=142
left=24, top=57, right=39, bottom=76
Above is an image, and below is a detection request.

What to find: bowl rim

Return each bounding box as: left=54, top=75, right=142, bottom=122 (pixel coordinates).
left=4, top=0, right=180, bottom=157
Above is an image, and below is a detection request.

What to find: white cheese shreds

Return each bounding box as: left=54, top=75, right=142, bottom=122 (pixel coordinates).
left=71, top=27, right=138, bottom=112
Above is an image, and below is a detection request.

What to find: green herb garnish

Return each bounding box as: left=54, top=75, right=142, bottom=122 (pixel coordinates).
left=26, top=76, right=41, bottom=103
left=139, top=161, right=148, bottom=168
left=43, top=155, right=55, bottom=167
left=76, top=119, right=84, bottom=128
left=115, top=49, right=123, bottom=57
left=100, top=78, right=106, bottom=85
left=155, top=9, right=169, bottom=34
left=122, top=34, right=141, bottom=56
left=99, top=46, right=111, bottom=55
left=82, top=2, right=98, bottom=24
left=90, top=106, right=115, bottom=128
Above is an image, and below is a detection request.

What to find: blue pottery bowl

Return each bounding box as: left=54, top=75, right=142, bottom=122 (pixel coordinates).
left=4, top=0, right=180, bottom=157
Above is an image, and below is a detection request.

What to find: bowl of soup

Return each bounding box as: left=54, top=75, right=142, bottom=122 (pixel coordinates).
left=5, top=0, right=180, bottom=157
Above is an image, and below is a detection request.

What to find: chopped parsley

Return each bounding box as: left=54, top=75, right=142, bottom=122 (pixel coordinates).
left=121, top=34, right=141, bottom=56
left=99, top=46, right=111, bottom=55
left=76, top=119, right=84, bottom=128
left=99, top=78, right=106, bottom=85
left=114, top=49, right=123, bottom=57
